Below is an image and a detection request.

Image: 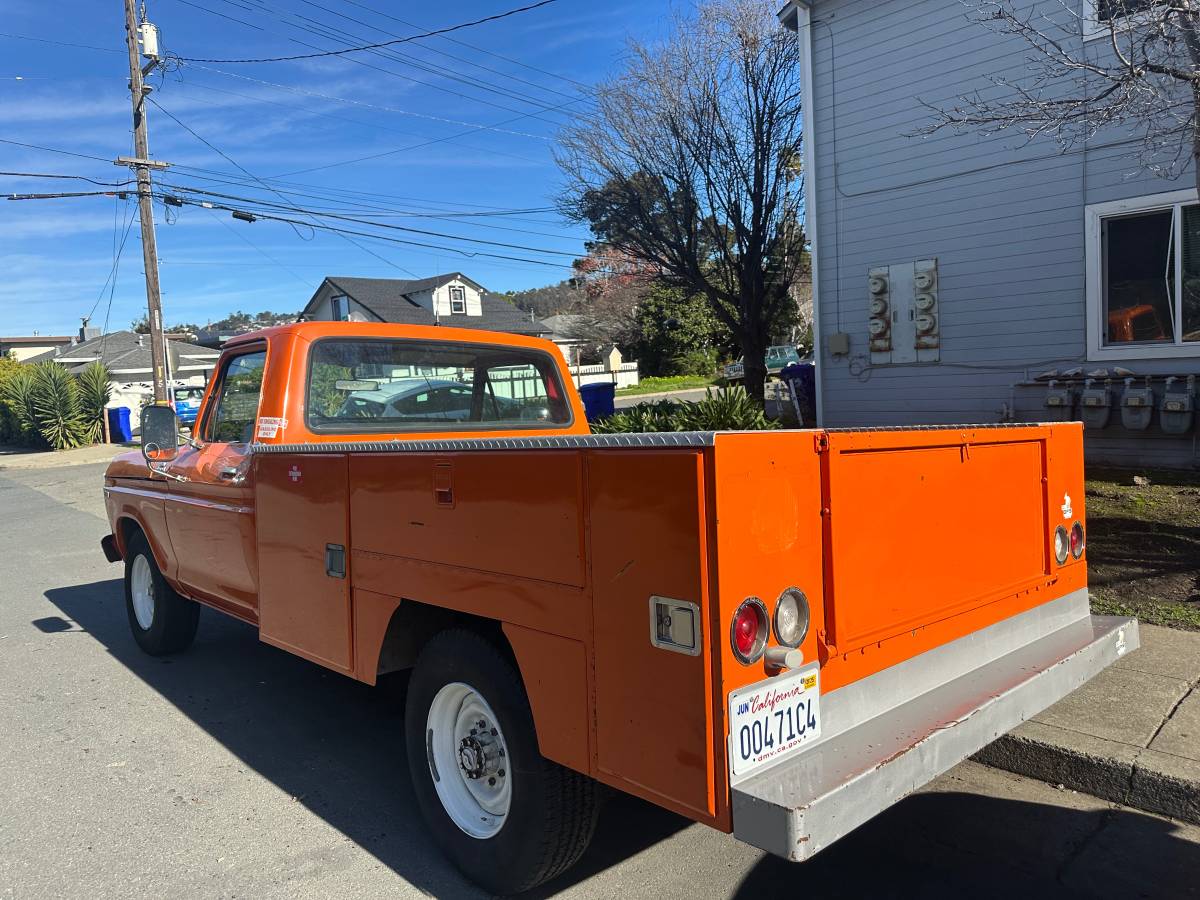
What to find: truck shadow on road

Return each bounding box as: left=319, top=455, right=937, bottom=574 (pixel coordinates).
left=44, top=578, right=689, bottom=897
left=44, top=579, right=1200, bottom=899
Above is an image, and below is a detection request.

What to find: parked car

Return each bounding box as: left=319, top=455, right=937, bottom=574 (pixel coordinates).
left=335, top=377, right=548, bottom=423
left=171, top=386, right=205, bottom=427
left=101, top=321, right=1133, bottom=895
left=723, top=344, right=804, bottom=385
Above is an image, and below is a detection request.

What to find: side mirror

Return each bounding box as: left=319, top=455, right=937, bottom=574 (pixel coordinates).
left=141, top=404, right=180, bottom=465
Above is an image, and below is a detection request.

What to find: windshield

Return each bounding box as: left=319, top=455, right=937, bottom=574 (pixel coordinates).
left=307, top=338, right=571, bottom=432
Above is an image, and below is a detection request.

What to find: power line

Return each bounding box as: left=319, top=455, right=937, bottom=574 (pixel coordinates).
left=299, top=0, right=584, bottom=103
left=230, top=0, right=580, bottom=117
left=87, top=196, right=138, bottom=322
left=147, top=95, right=421, bottom=276
left=174, top=0, right=558, bottom=64
left=0, top=32, right=124, bottom=54
left=180, top=62, right=552, bottom=139
left=170, top=0, right=569, bottom=129
left=0, top=137, right=111, bottom=163
left=0, top=171, right=135, bottom=187
left=154, top=191, right=577, bottom=268
left=334, top=0, right=591, bottom=91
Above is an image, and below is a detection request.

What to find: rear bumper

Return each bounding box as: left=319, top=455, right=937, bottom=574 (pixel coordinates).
left=731, top=588, right=1137, bottom=861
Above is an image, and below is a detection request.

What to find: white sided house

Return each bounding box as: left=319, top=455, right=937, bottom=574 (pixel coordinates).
left=781, top=1, right=1200, bottom=468
left=302, top=273, right=550, bottom=337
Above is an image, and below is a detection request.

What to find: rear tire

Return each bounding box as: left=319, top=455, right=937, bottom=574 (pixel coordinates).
left=123, top=531, right=199, bottom=656
left=405, top=628, right=599, bottom=894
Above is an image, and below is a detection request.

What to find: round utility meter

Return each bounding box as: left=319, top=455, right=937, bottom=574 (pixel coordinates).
left=868, top=275, right=888, bottom=295
left=870, top=297, right=889, bottom=316
left=915, top=313, right=937, bottom=334
left=914, top=292, right=936, bottom=311
left=914, top=270, right=936, bottom=291
left=869, top=318, right=889, bottom=337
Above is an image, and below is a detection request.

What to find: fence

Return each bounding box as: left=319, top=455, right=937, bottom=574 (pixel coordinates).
left=567, top=361, right=639, bottom=390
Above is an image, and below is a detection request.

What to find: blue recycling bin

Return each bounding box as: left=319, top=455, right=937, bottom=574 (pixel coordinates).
left=780, top=362, right=815, bottom=426
left=579, top=382, right=616, bottom=422
left=107, top=406, right=132, bottom=443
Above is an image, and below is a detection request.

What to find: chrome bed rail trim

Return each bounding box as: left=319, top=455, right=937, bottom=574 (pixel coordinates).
left=250, top=431, right=719, bottom=454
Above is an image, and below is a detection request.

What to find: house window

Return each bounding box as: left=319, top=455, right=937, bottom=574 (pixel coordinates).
left=1085, top=0, right=1160, bottom=39
left=1087, top=190, right=1200, bottom=359
left=331, top=295, right=349, bottom=321
left=449, top=286, right=467, bottom=314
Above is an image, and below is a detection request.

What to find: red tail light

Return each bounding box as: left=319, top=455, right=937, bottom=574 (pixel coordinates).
left=731, top=597, right=768, bottom=664
left=1070, top=521, right=1085, bottom=558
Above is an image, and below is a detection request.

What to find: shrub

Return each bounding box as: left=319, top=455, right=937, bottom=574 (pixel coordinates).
left=592, top=387, right=778, bottom=434
left=0, top=365, right=43, bottom=447
left=31, top=362, right=86, bottom=450
left=76, top=363, right=112, bottom=445
left=665, top=347, right=718, bottom=377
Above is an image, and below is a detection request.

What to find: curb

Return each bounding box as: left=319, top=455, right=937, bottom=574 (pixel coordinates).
left=975, top=722, right=1200, bottom=825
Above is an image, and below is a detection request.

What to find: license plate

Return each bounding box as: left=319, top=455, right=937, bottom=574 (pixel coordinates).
left=727, top=664, right=821, bottom=778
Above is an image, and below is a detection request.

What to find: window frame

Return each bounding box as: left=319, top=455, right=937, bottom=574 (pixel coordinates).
left=198, top=343, right=269, bottom=444
left=448, top=285, right=467, bottom=315
left=331, top=294, right=349, bottom=321
left=304, top=336, right=574, bottom=434
left=1082, top=0, right=1161, bottom=41
left=1085, top=188, right=1200, bottom=361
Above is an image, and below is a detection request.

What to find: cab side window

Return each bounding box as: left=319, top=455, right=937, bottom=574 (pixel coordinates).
left=205, top=350, right=267, bottom=443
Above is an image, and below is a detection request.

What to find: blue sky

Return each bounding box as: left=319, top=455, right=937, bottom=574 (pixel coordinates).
left=0, top=0, right=672, bottom=336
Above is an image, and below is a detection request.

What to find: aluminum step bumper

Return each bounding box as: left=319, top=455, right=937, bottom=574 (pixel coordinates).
left=731, top=589, right=1137, bottom=861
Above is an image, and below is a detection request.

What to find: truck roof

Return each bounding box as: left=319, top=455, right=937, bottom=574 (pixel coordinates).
left=223, top=320, right=559, bottom=353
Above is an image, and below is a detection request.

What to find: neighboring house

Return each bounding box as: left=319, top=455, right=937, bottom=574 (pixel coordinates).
left=540, top=313, right=595, bottom=361
left=781, top=1, right=1200, bottom=467
left=301, top=274, right=550, bottom=337
left=0, top=334, right=75, bottom=362
left=26, top=329, right=221, bottom=410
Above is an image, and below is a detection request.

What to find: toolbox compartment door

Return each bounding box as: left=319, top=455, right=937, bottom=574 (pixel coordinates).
left=822, top=428, right=1051, bottom=655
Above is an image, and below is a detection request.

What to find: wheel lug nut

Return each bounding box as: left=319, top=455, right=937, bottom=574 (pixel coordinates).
left=498, top=769, right=505, bottom=777
left=491, top=728, right=498, bottom=736
left=488, top=777, right=496, bottom=786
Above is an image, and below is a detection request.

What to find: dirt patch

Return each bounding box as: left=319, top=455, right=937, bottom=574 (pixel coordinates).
left=1085, top=467, right=1200, bottom=630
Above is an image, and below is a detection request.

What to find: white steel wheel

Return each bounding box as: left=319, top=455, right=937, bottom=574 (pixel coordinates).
left=426, top=681, right=512, bottom=839
left=130, top=553, right=156, bottom=631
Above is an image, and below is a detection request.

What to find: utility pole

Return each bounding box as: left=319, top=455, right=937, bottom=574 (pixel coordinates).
left=120, top=0, right=168, bottom=404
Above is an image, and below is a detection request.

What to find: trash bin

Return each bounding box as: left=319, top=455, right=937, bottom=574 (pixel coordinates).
left=107, top=406, right=132, bottom=443
left=579, top=382, right=616, bottom=422
left=780, top=362, right=815, bottom=426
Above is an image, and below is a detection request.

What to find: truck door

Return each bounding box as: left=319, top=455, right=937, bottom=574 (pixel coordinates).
left=165, top=346, right=265, bottom=621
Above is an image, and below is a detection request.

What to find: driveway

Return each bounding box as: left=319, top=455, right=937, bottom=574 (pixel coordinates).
left=2, top=461, right=1199, bottom=899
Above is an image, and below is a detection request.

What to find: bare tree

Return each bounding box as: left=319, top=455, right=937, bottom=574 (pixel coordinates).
left=556, top=0, right=805, bottom=400
left=922, top=1, right=1200, bottom=195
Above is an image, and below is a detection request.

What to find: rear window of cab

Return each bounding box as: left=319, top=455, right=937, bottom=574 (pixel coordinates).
left=306, top=337, right=572, bottom=433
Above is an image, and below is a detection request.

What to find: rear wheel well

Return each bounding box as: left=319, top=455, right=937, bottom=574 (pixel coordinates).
left=376, top=600, right=514, bottom=678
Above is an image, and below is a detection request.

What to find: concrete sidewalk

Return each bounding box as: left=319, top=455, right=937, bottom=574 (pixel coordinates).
left=978, top=622, right=1200, bottom=825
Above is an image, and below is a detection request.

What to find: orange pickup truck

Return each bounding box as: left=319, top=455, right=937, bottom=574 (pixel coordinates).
left=101, top=321, right=1136, bottom=893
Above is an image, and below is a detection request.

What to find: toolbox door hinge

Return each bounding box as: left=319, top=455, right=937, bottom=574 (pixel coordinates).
left=813, top=433, right=830, bottom=453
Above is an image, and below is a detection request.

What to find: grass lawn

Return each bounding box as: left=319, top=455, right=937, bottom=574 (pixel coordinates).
left=1085, top=467, right=1200, bottom=630
left=615, top=375, right=721, bottom=397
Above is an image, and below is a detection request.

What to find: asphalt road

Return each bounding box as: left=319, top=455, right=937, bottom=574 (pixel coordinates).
left=614, top=388, right=711, bottom=409
left=3, top=460, right=1199, bottom=899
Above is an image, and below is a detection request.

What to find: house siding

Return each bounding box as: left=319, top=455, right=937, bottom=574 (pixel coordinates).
left=804, top=0, right=1200, bottom=468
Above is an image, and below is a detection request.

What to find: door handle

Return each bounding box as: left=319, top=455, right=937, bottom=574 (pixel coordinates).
left=218, top=466, right=245, bottom=485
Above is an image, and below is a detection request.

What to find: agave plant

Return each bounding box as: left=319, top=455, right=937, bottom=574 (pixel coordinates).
left=76, top=362, right=112, bottom=445
left=590, top=388, right=778, bottom=434
left=674, top=387, right=778, bottom=432
left=30, top=362, right=86, bottom=450
left=590, top=399, right=682, bottom=434
left=0, top=365, right=42, bottom=446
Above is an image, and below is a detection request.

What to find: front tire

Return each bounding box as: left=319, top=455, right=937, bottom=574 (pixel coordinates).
left=405, top=629, right=599, bottom=894
left=124, top=531, right=199, bottom=656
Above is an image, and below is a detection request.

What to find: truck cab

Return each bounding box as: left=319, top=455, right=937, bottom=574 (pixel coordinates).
left=102, top=322, right=1136, bottom=894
